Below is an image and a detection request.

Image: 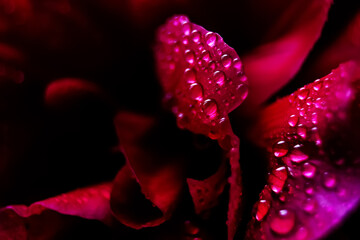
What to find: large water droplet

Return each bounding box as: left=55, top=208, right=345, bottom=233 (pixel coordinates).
left=256, top=199, right=271, bottom=221
left=183, top=23, right=191, bottom=36
left=233, top=58, right=242, bottom=71
left=189, top=83, right=204, bottom=102
left=323, top=172, right=337, bottom=189
left=288, top=114, right=299, bottom=127
left=202, top=99, right=218, bottom=120
left=201, top=50, right=210, bottom=63
left=269, top=166, right=288, bottom=194
left=237, top=84, right=248, bottom=101
left=273, top=140, right=289, bottom=157
left=184, top=68, right=196, bottom=83
left=270, top=209, right=296, bottom=235
left=221, top=54, right=232, bottom=68
left=313, top=79, right=322, bottom=91
left=297, top=126, right=307, bottom=139
left=213, top=71, right=225, bottom=86
left=290, top=144, right=308, bottom=163
left=302, top=162, right=316, bottom=179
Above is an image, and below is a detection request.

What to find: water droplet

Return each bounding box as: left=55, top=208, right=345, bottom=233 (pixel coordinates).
left=256, top=199, right=271, bottom=221
left=184, top=68, right=196, bottom=83
left=270, top=209, right=296, bottom=235
left=205, top=32, right=217, bottom=47
left=269, top=166, right=288, bottom=194
left=313, top=80, right=322, bottom=91
left=189, top=83, right=203, bottom=102
left=290, top=144, right=308, bottom=163
left=297, top=88, right=309, bottom=100
left=273, top=140, right=289, bottom=157
left=201, top=50, right=210, bottom=62
left=302, top=162, right=316, bottom=179
left=237, top=84, right=248, bottom=101
left=202, top=99, right=218, bottom=120
left=295, top=227, right=309, bottom=240
left=178, top=16, right=189, bottom=25
left=221, top=54, right=232, bottom=68
left=303, top=198, right=317, bottom=214
left=191, top=30, right=201, bottom=44
left=288, top=114, right=299, bottom=127
left=304, top=182, right=314, bottom=195
left=185, top=50, right=195, bottom=65
left=323, top=172, right=337, bottom=189
left=177, top=112, right=189, bottom=129
left=182, top=36, right=189, bottom=45
left=297, top=126, right=307, bottom=139
left=233, top=58, right=242, bottom=71
left=213, top=71, right=225, bottom=86
left=208, top=61, right=216, bottom=72
left=311, top=112, right=318, bottom=124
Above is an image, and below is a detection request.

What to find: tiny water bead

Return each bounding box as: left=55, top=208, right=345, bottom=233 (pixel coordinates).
left=255, top=199, right=271, bottom=221
left=269, top=209, right=296, bottom=235
left=302, top=162, right=316, bottom=179
left=297, top=88, right=310, bottom=100
left=304, top=182, right=315, bottom=195
left=273, top=140, right=289, bottom=157
left=268, top=166, right=288, bottom=194
left=297, top=126, right=307, bottom=139
left=183, top=23, right=191, bottom=36
left=322, top=172, right=337, bottom=189
left=202, top=99, right=218, bottom=120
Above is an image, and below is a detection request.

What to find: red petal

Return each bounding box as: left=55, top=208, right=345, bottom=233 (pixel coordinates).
left=154, top=15, right=248, bottom=137
left=0, top=183, right=113, bottom=239
left=246, top=61, right=360, bottom=239
left=241, top=0, right=332, bottom=108
left=112, top=112, right=185, bottom=229
left=154, top=16, right=245, bottom=240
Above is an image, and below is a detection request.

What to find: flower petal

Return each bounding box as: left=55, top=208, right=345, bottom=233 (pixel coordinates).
left=246, top=61, right=360, bottom=239
left=154, top=15, right=246, bottom=240
left=241, top=0, right=332, bottom=108
left=112, top=112, right=185, bottom=229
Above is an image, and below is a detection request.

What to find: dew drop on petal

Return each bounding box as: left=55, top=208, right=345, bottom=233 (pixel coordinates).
left=297, top=88, right=309, bottom=100
left=305, top=182, right=314, bottom=195
left=297, top=126, right=307, bottom=139
left=202, top=99, right=218, bottom=120
left=288, top=114, right=299, bottom=127
left=184, top=68, right=196, bottom=83
left=290, top=145, right=308, bottom=163
left=313, top=79, right=322, bottom=91
left=237, top=84, right=248, bottom=101
left=303, top=198, right=317, bottom=214
left=213, top=71, right=225, bottom=86
left=205, top=32, right=217, bottom=47
left=323, top=172, right=337, bottom=189
left=269, top=166, right=288, bottom=194
left=233, top=58, right=242, bottom=71
left=191, top=30, right=201, bottom=44
left=302, top=162, right=316, bottom=179
left=189, top=83, right=204, bottom=102
left=273, top=140, right=289, bottom=157
left=201, top=50, right=210, bottom=63
left=270, top=209, right=296, bottom=235
left=183, top=23, right=191, bottom=36
left=221, top=54, right=232, bottom=68
left=256, top=199, right=271, bottom=221
left=185, top=50, right=196, bottom=65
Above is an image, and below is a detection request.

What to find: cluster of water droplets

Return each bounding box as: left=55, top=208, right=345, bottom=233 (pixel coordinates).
left=156, top=15, right=248, bottom=139
left=251, top=68, right=357, bottom=238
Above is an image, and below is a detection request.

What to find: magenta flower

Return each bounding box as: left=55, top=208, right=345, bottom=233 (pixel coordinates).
left=0, top=0, right=359, bottom=240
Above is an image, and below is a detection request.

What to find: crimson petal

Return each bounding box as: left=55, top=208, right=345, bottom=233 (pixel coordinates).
left=241, top=0, right=332, bottom=108
left=246, top=61, right=360, bottom=239
left=154, top=15, right=246, bottom=240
